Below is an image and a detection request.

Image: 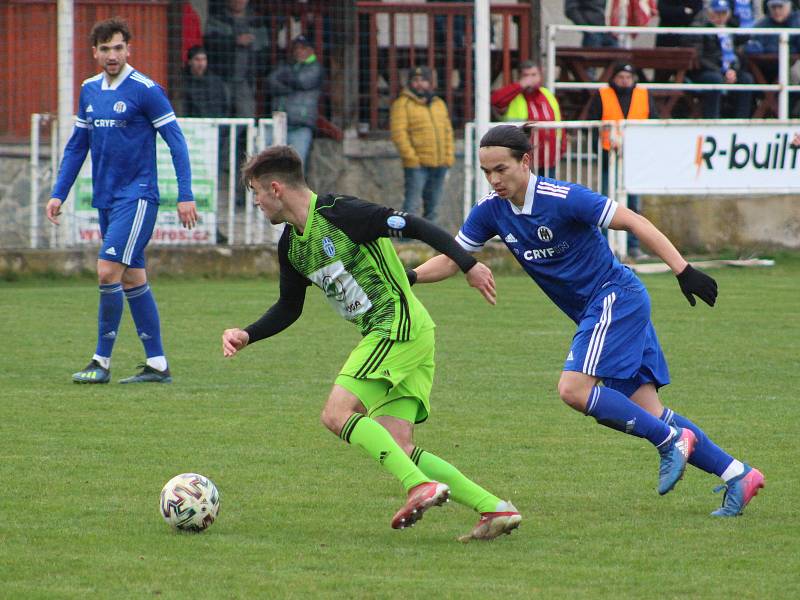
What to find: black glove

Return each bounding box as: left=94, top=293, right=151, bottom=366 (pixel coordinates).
left=676, top=264, right=717, bottom=307
left=405, top=267, right=418, bottom=286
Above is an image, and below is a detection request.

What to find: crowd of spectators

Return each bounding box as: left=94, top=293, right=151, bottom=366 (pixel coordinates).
left=565, top=0, right=800, bottom=118
left=169, top=0, right=799, bottom=191
left=178, top=0, right=325, bottom=171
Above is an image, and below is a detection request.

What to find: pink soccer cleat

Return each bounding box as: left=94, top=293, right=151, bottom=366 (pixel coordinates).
left=391, top=481, right=450, bottom=529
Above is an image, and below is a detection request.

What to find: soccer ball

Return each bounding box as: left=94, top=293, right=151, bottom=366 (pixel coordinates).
left=160, top=473, right=220, bottom=532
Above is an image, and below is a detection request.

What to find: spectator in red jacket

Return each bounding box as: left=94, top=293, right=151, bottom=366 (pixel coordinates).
left=490, top=62, right=564, bottom=177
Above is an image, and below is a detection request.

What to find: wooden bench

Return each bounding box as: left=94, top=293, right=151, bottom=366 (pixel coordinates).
left=555, top=46, right=698, bottom=119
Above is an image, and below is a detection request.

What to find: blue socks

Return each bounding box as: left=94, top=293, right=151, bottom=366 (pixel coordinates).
left=586, top=386, right=673, bottom=447
left=125, top=283, right=164, bottom=359
left=660, top=408, right=734, bottom=477
left=96, top=283, right=124, bottom=360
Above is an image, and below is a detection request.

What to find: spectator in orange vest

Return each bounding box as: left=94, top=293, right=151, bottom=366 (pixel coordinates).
left=588, top=63, right=657, bottom=260
left=490, top=61, right=565, bottom=178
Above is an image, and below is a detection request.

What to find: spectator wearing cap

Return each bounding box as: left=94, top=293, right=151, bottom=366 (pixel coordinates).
left=267, top=35, right=324, bottom=171
left=588, top=63, right=657, bottom=260
left=760, top=0, right=800, bottom=15
left=748, top=0, right=800, bottom=114
left=183, top=45, right=231, bottom=118
left=748, top=0, right=800, bottom=60
left=490, top=61, right=564, bottom=178
left=682, top=0, right=754, bottom=118
left=204, top=0, right=268, bottom=118
left=389, top=66, right=455, bottom=224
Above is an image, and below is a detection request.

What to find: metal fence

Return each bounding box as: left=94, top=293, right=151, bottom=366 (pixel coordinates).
left=546, top=24, right=800, bottom=120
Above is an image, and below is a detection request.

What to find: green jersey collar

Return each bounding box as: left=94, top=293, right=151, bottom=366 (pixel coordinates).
left=293, top=191, right=318, bottom=239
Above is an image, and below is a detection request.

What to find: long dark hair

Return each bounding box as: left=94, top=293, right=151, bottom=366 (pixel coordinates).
left=479, top=124, right=535, bottom=161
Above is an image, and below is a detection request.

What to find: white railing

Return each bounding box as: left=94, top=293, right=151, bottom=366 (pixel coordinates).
left=465, top=120, right=615, bottom=211
left=546, top=24, right=800, bottom=119
left=465, top=119, right=628, bottom=254
left=27, top=114, right=288, bottom=249
left=465, top=118, right=800, bottom=259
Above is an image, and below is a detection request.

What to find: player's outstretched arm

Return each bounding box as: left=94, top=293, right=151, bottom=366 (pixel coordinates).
left=399, top=214, right=496, bottom=304
left=609, top=205, right=717, bottom=306
left=222, top=328, right=250, bottom=357
left=45, top=198, right=63, bottom=225
left=413, top=254, right=460, bottom=283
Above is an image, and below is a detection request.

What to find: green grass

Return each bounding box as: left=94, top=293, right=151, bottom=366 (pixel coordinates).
left=1, top=259, right=799, bottom=599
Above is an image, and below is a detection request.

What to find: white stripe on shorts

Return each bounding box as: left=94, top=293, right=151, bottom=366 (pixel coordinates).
left=123, top=199, right=148, bottom=265
left=583, top=292, right=616, bottom=376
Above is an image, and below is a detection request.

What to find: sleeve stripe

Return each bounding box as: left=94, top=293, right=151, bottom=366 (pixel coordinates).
left=75, top=121, right=89, bottom=129
left=456, top=231, right=483, bottom=252
left=130, top=73, right=155, bottom=88
left=598, top=198, right=618, bottom=229
left=152, top=112, right=176, bottom=128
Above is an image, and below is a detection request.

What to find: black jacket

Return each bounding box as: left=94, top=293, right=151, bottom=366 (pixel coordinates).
left=204, top=8, right=268, bottom=82
left=565, top=0, right=606, bottom=26
left=182, top=71, right=230, bottom=118
left=656, top=0, right=704, bottom=46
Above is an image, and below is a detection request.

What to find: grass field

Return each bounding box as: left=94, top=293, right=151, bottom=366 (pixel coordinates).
left=1, top=257, right=799, bottom=598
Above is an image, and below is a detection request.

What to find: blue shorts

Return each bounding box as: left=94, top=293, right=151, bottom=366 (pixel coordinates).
left=563, top=282, right=670, bottom=397
left=98, top=198, right=158, bottom=268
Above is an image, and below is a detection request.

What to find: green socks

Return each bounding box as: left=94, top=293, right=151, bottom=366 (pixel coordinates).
left=411, top=447, right=500, bottom=513
left=338, top=414, right=502, bottom=513
left=340, top=414, right=429, bottom=491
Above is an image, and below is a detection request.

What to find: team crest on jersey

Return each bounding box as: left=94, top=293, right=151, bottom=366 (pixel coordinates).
left=537, top=226, right=553, bottom=242
left=322, top=236, right=336, bottom=258
left=113, top=101, right=127, bottom=113
left=387, top=215, right=406, bottom=230
left=322, top=275, right=345, bottom=301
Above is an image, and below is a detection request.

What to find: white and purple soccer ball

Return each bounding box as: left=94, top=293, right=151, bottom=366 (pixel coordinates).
left=160, top=473, right=220, bottom=532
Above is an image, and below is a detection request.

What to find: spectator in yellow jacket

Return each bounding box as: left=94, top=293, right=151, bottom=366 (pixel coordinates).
left=390, top=66, right=455, bottom=223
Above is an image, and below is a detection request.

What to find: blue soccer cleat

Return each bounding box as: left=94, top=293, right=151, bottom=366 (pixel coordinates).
left=657, top=427, right=696, bottom=495
left=72, top=359, right=110, bottom=384
left=119, top=364, right=172, bottom=384
left=711, top=464, right=765, bottom=517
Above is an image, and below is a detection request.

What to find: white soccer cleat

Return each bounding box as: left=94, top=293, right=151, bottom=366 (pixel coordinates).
left=458, top=500, right=522, bottom=543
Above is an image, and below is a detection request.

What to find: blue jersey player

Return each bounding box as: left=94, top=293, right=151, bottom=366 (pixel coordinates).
left=46, top=18, right=197, bottom=384
left=412, top=124, right=764, bottom=517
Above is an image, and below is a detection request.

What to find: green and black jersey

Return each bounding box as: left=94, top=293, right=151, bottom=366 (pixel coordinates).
left=244, top=192, right=478, bottom=344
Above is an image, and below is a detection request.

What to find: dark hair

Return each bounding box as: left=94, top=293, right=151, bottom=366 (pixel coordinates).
left=187, top=45, right=207, bottom=61
left=479, top=124, right=533, bottom=161
left=91, top=18, right=131, bottom=47
left=518, top=60, right=541, bottom=72
left=241, top=146, right=306, bottom=189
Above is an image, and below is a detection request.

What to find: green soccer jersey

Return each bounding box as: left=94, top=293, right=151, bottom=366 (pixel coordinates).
left=276, top=193, right=434, bottom=340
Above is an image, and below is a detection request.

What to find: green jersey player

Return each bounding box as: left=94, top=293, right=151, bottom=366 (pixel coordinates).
left=221, top=146, right=521, bottom=541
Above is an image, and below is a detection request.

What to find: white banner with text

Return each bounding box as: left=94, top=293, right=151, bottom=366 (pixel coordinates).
left=75, top=119, right=219, bottom=245
left=623, top=122, right=800, bottom=195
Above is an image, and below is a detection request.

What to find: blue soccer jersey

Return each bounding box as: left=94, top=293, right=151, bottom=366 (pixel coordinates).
left=457, top=175, right=640, bottom=323
left=52, top=64, right=192, bottom=208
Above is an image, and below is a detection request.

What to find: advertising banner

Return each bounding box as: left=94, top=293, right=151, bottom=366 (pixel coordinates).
left=75, top=119, right=218, bottom=244
left=623, top=122, right=800, bottom=195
